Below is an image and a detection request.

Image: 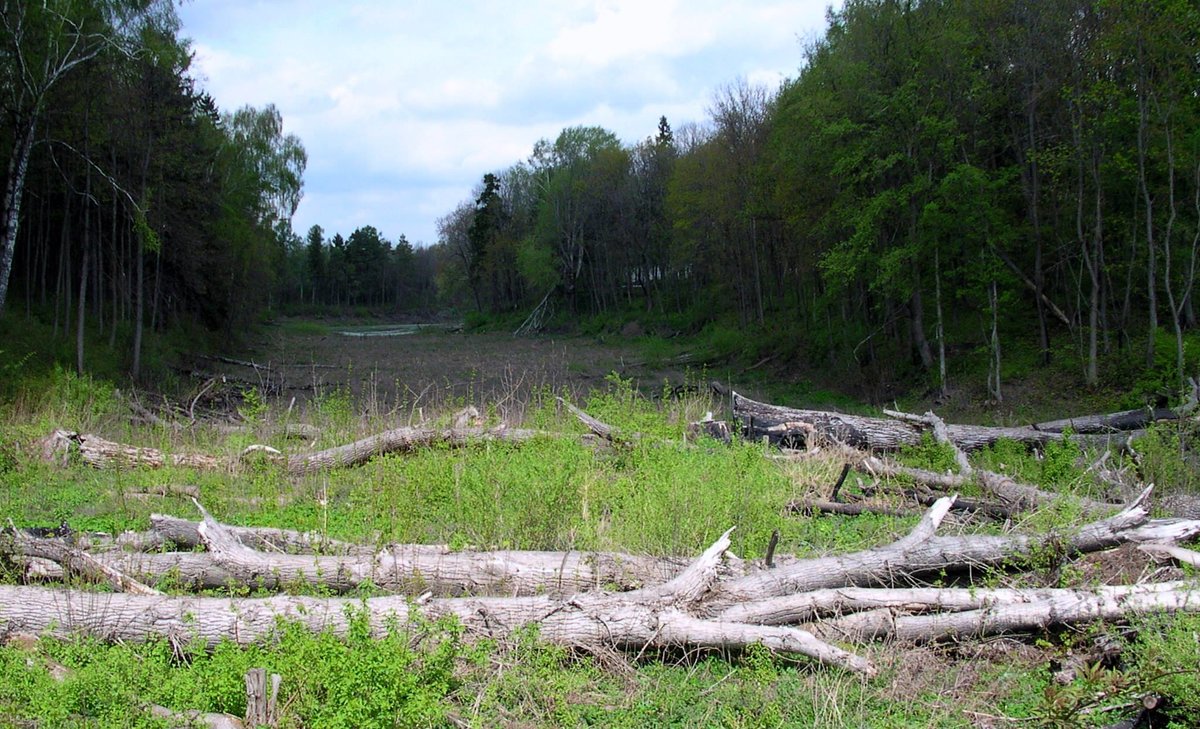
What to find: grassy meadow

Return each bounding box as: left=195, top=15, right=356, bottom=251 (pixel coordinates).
left=1, top=319, right=1198, bottom=728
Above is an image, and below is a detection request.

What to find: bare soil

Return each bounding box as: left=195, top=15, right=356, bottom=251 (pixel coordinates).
left=200, top=320, right=690, bottom=419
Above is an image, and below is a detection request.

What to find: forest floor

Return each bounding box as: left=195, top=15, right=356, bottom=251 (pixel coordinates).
left=2, top=317, right=1198, bottom=727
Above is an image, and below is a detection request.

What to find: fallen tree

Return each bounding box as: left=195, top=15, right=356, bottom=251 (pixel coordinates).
left=4, top=490, right=1199, bottom=677
left=39, top=424, right=541, bottom=475
left=717, top=386, right=1155, bottom=452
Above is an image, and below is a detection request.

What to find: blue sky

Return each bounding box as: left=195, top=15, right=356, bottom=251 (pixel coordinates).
left=178, top=1, right=840, bottom=247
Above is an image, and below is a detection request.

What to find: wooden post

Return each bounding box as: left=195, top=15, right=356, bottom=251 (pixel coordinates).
left=244, top=668, right=281, bottom=727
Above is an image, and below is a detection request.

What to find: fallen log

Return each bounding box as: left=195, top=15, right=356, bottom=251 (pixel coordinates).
left=6, top=511, right=687, bottom=596
left=888, top=408, right=1124, bottom=517
left=282, top=424, right=539, bottom=475
left=7, top=489, right=1200, bottom=671
left=722, top=387, right=1138, bottom=453
left=39, top=429, right=228, bottom=470
left=38, top=425, right=541, bottom=475
left=12, top=489, right=1192, bottom=604
left=0, top=524, right=877, bottom=675
left=707, top=487, right=1200, bottom=610
left=806, top=582, right=1200, bottom=643
left=720, top=581, right=1195, bottom=627
left=787, top=499, right=915, bottom=518
left=1034, top=407, right=1180, bottom=434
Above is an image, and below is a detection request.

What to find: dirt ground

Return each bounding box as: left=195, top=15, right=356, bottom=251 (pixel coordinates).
left=195, top=321, right=693, bottom=420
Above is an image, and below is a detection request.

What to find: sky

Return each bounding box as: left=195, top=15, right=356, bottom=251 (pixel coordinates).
left=177, top=1, right=841, bottom=247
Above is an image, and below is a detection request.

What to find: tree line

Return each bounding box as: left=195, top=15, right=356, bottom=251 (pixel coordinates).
left=1, top=0, right=305, bottom=377
left=274, top=224, right=437, bottom=312
left=427, top=0, right=1200, bottom=398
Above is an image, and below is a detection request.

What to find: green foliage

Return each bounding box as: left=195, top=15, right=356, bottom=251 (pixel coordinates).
left=1127, top=329, right=1200, bottom=403
left=0, top=611, right=469, bottom=727
left=1125, top=613, right=1200, bottom=720
left=975, top=437, right=1085, bottom=492
left=1135, top=422, right=1200, bottom=497
left=898, top=434, right=961, bottom=474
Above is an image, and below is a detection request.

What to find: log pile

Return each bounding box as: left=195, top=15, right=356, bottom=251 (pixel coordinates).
left=715, top=385, right=1170, bottom=452
left=3, top=490, right=1199, bottom=678
left=12, top=395, right=1200, bottom=688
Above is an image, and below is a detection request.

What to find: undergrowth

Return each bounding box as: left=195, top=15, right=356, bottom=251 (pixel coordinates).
left=2, top=338, right=1199, bottom=727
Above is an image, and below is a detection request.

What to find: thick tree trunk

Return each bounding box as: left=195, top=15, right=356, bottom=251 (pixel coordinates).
left=0, top=523, right=876, bottom=675
left=1033, top=407, right=1179, bottom=434
left=723, top=389, right=1137, bottom=452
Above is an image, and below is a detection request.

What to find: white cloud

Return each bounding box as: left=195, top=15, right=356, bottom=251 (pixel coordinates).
left=178, top=0, right=839, bottom=245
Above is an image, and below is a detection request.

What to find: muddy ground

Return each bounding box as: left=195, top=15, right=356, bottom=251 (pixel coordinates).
left=188, top=320, right=700, bottom=421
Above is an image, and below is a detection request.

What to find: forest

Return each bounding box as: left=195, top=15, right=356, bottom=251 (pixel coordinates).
left=4, top=0, right=1200, bottom=401
left=399, top=0, right=1199, bottom=402
left=0, top=0, right=305, bottom=379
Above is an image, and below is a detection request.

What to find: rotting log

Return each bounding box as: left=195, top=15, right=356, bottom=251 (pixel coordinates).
left=0, top=525, right=877, bottom=676
left=720, top=387, right=1139, bottom=453
left=282, top=424, right=539, bottom=475
left=5, top=491, right=1200, bottom=670
left=39, top=425, right=541, bottom=475
left=1033, top=407, right=1180, bottom=434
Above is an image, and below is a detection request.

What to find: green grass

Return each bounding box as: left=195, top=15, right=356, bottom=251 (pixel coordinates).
left=3, top=334, right=1200, bottom=727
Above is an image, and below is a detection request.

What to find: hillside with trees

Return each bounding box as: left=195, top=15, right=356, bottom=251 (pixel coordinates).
left=418, top=0, right=1200, bottom=403
left=1, top=0, right=305, bottom=377
left=5, top=0, right=1200, bottom=405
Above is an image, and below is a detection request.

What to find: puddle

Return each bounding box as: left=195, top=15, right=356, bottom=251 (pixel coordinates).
left=335, top=323, right=458, bottom=337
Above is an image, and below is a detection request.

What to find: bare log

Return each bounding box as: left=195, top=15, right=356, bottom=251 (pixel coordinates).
left=6, top=513, right=687, bottom=597
left=706, top=488, right=1186, bottom=610
left=787, top=499, right=915, bottom=518
left=39, top=425, right=541, bottom=475
left=3, top=530, right=160, bottom=595
left=721, top=581, right=1195, bottom=627
left=148, top=514, right=369, bottom=555
left=1034, top=407, right=1179, bottom=434
left=726, top=389, right=1137, bottom=452
left=1138, top=543, right=1200, bottom=567
left=558, top=397, right=624, bottom=443
left=39, top=430, right=227, bottom=471
left=0, top=528, right=877, bottom=676
left=283, top=425, right=539, bottom=475
left=806, top=582, right=1200, bottom=643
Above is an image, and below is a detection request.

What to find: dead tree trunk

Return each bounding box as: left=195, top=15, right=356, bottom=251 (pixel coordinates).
left=4, top=490, right=1199, bottom=676
left=38, top=425, right=540, bottom=474
left=722, top=388, right=1143, bottom=452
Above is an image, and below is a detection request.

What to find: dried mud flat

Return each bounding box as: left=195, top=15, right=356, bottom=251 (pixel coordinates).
left=216, top=321, right=686, bottom=417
